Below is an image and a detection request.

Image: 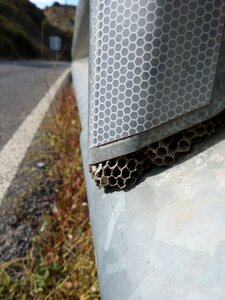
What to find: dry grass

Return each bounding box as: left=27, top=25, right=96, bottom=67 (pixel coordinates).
left=0, top=87, right=100, bottom=299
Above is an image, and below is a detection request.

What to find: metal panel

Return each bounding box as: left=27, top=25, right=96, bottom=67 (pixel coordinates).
left=89, top=0, right=225, bottom=149
left=72, top=0, right=89, bottom=60
left=71, top=57, right=225, bottom=300
left=71, top=4, right=225, bottom=299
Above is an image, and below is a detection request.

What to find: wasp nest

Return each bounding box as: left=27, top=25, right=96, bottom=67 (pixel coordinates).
left=89, top=113, right=224, bottom=190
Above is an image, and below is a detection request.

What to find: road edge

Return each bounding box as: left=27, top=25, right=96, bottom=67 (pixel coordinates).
left=0, top=68, right=71, bottom=203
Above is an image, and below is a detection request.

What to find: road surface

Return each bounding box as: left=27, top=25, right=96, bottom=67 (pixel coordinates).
left=0, top=61, right=69, bottom=151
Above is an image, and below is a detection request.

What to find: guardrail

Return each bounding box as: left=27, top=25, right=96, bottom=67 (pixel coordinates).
left=71, top=1, right=225, bottom=299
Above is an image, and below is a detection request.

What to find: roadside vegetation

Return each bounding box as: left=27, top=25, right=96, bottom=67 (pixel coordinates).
left=0, top=87, right=100, bottom=299
left=0, top=15, right=40, bottom=58
left=0, top=0, right=73, bottom=60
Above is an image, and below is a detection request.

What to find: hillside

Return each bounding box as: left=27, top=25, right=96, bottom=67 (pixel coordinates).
left=0, top=0, right=74, bottom=60
left=44, top=4, right=76, bottom=34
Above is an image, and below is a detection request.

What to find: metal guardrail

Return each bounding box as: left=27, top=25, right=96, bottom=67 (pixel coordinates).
left=72, top=1, right=225, bottom=299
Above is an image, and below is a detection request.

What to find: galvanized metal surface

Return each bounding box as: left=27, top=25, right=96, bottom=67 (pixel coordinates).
left=72, top=0, right=89, bottom=60
left=72, top=58, right=225, bottom=300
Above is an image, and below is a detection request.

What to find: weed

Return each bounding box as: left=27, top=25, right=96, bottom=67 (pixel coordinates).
left=0, top=87, right=99, bottom=299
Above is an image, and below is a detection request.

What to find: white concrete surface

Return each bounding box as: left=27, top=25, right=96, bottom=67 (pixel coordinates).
left=0, top=68, right=70, bottom=203
left=72, top=57, right=225, bottom=300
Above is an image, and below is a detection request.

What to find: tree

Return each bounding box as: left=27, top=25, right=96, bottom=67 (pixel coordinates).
left=53, top=2, right=61, bottom=7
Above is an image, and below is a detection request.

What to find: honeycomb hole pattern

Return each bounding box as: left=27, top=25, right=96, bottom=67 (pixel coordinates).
left=90, top=0, right=225, bottom=148
left=89, top=111, right=225, bottom=190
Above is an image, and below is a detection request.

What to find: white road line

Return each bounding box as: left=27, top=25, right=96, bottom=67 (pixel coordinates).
left=0, top=68, right=70, bottom=203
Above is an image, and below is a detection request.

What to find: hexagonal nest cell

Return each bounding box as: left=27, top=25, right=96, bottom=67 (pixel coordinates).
left=89, top=111, right=225, bottom=190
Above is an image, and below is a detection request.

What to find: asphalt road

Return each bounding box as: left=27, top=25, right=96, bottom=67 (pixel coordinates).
left=0, top=61, right=70, bottom=151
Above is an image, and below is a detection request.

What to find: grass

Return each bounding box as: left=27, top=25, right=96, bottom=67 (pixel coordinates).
left=0, top=87, right=100, bottom=299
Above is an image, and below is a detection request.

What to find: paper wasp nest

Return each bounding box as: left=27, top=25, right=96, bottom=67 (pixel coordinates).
left=89, top=113, right=224, bottom=190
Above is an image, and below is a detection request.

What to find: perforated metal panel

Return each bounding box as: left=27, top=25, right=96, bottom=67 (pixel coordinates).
left=89, top=0, right=225, bottom=149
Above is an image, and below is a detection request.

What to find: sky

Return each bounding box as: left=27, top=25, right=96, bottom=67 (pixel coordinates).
left=30, top=0, right=78, bottom=9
